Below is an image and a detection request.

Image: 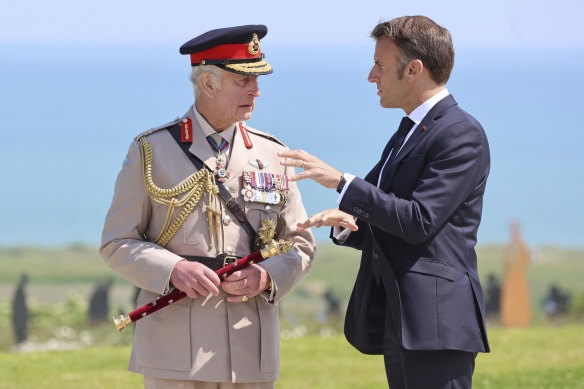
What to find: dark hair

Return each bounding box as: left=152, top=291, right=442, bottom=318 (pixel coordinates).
left=371, top=16, right=454, bottom=85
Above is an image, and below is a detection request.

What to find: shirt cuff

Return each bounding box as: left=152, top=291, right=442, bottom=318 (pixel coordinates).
left=336, top=173, right=356, bottom=204
left=259, top=268, right=275, bottom=303
left=332, top=226, right=353, bottom=243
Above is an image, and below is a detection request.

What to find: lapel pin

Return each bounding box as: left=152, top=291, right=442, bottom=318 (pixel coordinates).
left=249, top=159, right=269, bottom=169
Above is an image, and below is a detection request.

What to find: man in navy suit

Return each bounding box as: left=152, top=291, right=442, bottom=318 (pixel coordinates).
left=280, top=15, right=490, bottom=388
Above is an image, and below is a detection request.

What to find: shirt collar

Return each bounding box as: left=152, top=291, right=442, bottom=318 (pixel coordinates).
left=408, top=88, right=450, bottom=124
left=192, top=107, right=236, bottom=143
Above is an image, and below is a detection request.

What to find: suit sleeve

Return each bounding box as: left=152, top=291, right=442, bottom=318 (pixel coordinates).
left=100, top=140, right=184, bottom=294
left=339, top=122, right=488, bottom=245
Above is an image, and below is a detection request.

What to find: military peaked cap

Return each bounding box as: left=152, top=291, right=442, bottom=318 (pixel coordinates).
left=180, top=25, right=273, bottom=76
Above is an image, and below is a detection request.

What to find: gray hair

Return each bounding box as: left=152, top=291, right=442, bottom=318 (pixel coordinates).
left=190, top=65, right=223, bottom=97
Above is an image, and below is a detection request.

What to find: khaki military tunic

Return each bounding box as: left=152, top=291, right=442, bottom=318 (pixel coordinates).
left=100, top=105, right=315, bottom=382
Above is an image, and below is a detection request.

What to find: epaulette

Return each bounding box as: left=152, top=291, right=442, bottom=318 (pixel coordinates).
left=133, top=117, right=182, bottom=141
left=243, top=123, right=286, bottom=147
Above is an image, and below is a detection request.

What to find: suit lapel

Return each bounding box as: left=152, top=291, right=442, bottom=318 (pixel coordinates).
left=380, top=95, right=458, bottom=192
left=365, top=130, right=401, bottom=185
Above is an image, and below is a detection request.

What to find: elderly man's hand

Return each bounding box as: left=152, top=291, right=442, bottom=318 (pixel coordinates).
left=279, top=149, right=342, bottom=189
left=221, top=264, right=272, bottom=303
left=170, top=260, right=221, bottom=299
left=297, top=208, right=358, bottom=231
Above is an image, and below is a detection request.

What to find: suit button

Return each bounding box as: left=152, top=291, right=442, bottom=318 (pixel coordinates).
left=222, top=215, right=231, bottom=225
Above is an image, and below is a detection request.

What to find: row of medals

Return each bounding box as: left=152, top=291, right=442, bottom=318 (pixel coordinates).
left=213, top=151, right=290, bottom=206
left=241, top=169, right=290, bottom=205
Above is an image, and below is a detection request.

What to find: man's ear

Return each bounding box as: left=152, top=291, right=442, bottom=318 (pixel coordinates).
left=199, top=72, right=217, bottom=98
left=406, top=59, right=424, bottom=81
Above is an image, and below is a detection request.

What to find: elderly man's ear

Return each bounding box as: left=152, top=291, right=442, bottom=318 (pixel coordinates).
left=199, top=73, right=217, bottom=98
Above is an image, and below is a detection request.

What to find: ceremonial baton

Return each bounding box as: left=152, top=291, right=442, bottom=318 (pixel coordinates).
left=113, top=239, right=294, bottom=332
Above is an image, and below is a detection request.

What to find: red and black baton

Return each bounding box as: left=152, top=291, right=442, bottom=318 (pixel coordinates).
left=113, top=239, right=293, bottom=332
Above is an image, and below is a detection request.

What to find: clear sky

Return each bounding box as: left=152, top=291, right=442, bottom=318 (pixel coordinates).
left=2, top=0, right=583, bottom=48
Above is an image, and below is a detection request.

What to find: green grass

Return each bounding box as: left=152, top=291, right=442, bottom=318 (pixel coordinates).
left=0, top=245, right=117, bottom=285
left=0, top=346, right=141, bottom=389
left=473, top=326, right=584, bottom=388
left=0, top=326, right=582, bottom=388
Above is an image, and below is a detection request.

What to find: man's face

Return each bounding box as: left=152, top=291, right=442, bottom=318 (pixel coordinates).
left=368, top=37, right=410, bottom=109
left=214, top=71, right=261, bottom=127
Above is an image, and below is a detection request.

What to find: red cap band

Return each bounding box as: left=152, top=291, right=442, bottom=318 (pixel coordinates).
left=190, top=43, right=262, bottom=64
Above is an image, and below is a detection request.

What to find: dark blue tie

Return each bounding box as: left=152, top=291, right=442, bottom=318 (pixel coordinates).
left=379, top=117, right=415, bottom=186
left=390, top=117, right=415, bottom=160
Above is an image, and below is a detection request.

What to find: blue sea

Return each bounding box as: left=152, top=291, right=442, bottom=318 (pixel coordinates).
left=1, top=43, right=583, bottom=248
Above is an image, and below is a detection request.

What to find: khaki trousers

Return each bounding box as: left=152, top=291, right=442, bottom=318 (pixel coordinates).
left=144, top=377, right=274, bottom=389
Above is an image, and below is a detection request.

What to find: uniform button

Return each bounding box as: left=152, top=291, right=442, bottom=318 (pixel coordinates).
left=264, top=205, right=271, bottom=211
left=222, top=215, right=231, bottom=225
left=225, top=247, right=233, bottom=255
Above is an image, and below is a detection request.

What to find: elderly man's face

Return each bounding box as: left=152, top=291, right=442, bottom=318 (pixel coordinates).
left=215, top=71, right=261, bottom=126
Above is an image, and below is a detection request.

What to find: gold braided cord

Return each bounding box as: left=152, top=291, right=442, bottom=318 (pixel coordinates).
left=154, top=197, right=178, bottom=244
left=156, top=178, right=218, bottom=247
left=225, top=59, right=272, bottom=74
left=141, top=137, right=211, bottom=198
left=139, top=136, right=219, bottom=248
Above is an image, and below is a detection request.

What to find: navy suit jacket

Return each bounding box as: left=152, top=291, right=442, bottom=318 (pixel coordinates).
left=335, top=95, right=490, bottom=354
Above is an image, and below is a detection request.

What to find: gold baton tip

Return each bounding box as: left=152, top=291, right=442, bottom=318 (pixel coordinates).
left=113, top=314, right=132, bottom=332
left=260, top=239, right=294, bottom=259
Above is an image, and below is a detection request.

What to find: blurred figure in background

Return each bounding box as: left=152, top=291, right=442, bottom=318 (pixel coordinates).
left=88, top=278, right=113, bottom=325
left=543, top=283, right=571, bottom=318
left=323, top=288, right=341, bottom=319
left=12, top=273, right=29, bottom=344
left=500, top=221, right=531, bottom=327
left=484, top=273, right=501, bottom=318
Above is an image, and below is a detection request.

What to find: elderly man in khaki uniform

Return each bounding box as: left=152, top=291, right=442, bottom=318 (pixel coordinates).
left=101, top=25, right=315, bottom=389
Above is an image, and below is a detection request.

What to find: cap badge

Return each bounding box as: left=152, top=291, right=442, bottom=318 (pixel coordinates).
left=248, top=33, right=260, bottom=55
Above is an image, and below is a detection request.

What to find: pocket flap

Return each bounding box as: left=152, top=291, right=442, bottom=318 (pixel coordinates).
left=402, top=258, right=458, bottom=282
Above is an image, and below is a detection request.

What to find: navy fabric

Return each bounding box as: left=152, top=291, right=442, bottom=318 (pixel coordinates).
left=180, top=25, right=268, bottom=55
left=384, top=349, right=477, bottom=389
left=337, top=95, right=491, bottom=355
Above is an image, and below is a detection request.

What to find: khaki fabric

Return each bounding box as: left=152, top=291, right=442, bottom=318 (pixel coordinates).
left=101, top=105, right=315, bottom=382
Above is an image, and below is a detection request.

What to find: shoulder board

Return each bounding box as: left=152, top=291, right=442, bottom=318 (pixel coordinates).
left=243, top=124, right=286, bottom=147
left=133, top=117, right=181, bottom=141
